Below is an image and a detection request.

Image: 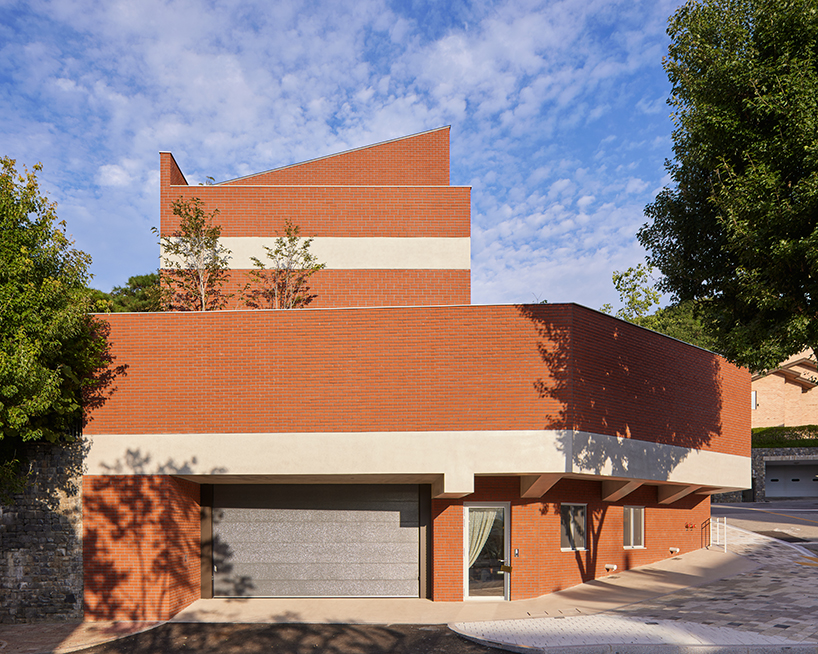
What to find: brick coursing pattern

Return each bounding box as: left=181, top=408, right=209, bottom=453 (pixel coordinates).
left=83, top=476, right=200, bottom=621
left=159, top=129, right=469, bottom=310
left=85, top=304, right=749, bottom=459
left=0, top=441, right=85, bottom=623
left=432, top=476, right=711, bottom=601
left=214, top=269, right=471, bottom=309
left=220, top=127, right=450, bottom=186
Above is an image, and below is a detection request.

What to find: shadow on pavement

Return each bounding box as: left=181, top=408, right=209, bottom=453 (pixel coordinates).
left=76, top=623, right=503, bottom=654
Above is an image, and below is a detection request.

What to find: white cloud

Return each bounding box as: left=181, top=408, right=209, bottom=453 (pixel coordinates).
left=1, top=0, right=683, bottom=301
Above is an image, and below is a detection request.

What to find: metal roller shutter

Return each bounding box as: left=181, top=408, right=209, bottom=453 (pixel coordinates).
left=765, top=463, right=818, bottom=498
left=212, top=484, right=420, bottom=597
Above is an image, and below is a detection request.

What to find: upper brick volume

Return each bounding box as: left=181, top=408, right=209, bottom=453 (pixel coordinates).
left=159, top=127, right=471, bottom=308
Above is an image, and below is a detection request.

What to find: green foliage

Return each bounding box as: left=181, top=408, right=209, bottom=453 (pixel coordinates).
left=109, top=272, right=161, bottom=312
left=639, top=0, right=818, bottom=371
left=641, top=300, right=717, bottom=350
left=0, top=157, right=117, bottom=498
left=245, top=220, right=326, bottom=309
left=600, top=265, right=716, bottom=349
left=752, top=424, right=818, bottom=447
left=155, top=198, right=232, bottom=311
left=600, top=264, right=661, bottom=321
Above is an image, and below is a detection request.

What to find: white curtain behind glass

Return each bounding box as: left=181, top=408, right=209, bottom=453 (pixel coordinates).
left=468, top=508, right=501, bottom=567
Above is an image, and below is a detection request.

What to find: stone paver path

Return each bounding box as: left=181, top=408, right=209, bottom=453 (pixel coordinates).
left=453, top=526, right=818, bottom=651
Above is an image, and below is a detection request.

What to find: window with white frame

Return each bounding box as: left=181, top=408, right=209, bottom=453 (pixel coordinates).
left=560, top=503, right=586, bottom=550
left=623, top=506, right=644, bottom=548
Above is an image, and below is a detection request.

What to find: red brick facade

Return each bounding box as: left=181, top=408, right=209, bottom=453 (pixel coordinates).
left=221, top=127, right=450, bottom=186
left=159, top=127, right=470, bottom=308
left=83, top=476, right=200, bottom=620
left=431, top=477, right=711, bottom=601
left=85, top=304, right=748, bottom=457
left=78, top=129, right=750, bottom=620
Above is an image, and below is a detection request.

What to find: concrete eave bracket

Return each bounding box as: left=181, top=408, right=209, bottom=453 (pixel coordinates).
left=601, top=480, right=642, bottom=502
left=657, top=484, right=704, bottom=505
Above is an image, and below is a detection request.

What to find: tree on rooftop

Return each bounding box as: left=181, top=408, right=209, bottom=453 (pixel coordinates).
left=244, top=220, right=325, bottom=310
left=156, top=198, right=232, bottom=311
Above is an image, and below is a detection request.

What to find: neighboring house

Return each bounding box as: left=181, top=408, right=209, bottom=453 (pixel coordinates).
left=79, top=128, right=751, bottom=621
left=752, top=350, right=818, bottom=428
left=749, top=350, right=818, bottom=500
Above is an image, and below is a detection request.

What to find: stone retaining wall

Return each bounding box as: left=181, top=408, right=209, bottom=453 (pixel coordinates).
left=712, top=447, right=818, bottom=503
left=0, top=441, right=85, bottom=623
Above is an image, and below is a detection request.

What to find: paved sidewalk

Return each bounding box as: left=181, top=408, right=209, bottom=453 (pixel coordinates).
left=452, top=527, right=818, bottom=653
left=3, top=525, right=818, bottom=653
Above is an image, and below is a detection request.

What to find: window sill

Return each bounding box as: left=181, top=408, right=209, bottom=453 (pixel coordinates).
left=560, top=548, right=587, bottom=552
left=624, top=546, right=645, bottom=550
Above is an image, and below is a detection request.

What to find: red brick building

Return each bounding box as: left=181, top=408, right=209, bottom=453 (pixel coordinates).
left=82, top=128, right=751, bottom=620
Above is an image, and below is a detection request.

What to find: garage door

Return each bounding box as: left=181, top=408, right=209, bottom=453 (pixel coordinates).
left=212, top=484, right=420, bottom=597
left=765, top=463, right=818, bottom=498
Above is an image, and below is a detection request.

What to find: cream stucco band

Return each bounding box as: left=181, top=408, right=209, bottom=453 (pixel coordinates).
left=86, top=429, right=750, bottom=498
left=161, top=237, right=471, bottom=270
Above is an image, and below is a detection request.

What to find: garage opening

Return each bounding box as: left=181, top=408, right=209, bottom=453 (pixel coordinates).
left=765, top=463, right=818, bottom=498
left=207, top=484, right=426, bottom=598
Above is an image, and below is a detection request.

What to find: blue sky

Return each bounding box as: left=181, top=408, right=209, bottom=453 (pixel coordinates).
left=1, top=0, right=683, bottom=309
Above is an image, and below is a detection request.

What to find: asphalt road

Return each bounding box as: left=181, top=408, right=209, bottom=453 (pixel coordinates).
left=712, top=499, right=818, bottom=552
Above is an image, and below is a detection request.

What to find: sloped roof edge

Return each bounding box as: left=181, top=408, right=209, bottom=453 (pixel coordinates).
left=217, top=126, right=451, bottom=186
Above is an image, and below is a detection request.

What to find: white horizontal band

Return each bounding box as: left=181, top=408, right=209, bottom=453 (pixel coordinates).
left=85, top=429, right=750, bottom=494
left=161, top=237, right=471, bottom=270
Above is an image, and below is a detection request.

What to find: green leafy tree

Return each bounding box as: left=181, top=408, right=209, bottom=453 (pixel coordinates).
left=639, top=0, right=818, bottom=371
left=245, top=220, right=326, bottom=309
left=155, top=198, right=232, bottom=311
left=1, top=158, right=119, bottom=497
left=601, top=264, right=716, bottom=349
left=109, top=272, right=161, bottom=312
left=600, top=263, right=661, bottom=321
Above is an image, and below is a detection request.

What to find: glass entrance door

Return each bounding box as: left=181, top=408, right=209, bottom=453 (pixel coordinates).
left=465, top=504, right=509, bottom=599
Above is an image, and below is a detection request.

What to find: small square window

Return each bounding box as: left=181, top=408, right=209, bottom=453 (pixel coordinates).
left=560, top=504, right=586, bottom=550
left=623, top=506, right=644, bottom=549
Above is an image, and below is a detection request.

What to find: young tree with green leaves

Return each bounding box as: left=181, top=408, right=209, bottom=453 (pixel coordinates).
left=245, top=220, right=326, bottom=309
left=0, top=157, right=118, bottom=497
left=639, top=0, right=818, bottom=371
left=156, top=198, right=232, bottom=311
left=600, top=263, right=661, bottom=321
left=601, top=264, right=716, bottom=350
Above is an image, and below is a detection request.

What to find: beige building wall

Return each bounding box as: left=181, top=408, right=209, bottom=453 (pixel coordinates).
left=752, top=351, right=818, bottom=428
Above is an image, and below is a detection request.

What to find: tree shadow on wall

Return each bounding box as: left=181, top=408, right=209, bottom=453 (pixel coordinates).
left=82, top=318, right=129, bottom=427
left=84, top=450, right=229, bottom=620
left=539, top=501, right=609, bottom=586
left=517, top=304, right=724, bottom=483
left=211, top=510, right=255, bottom=597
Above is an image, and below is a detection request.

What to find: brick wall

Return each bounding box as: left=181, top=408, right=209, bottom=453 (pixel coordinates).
left=221, top=127, right=450, bottom=186
left=752, top=372, right=818, bottom=428
left=431, top=476, right=711, bottom=601
left=158, top=129, right=469, bottom=309
left=565, top=306, right=751, bottom=457
left=85, top=304, right=748, bottom=457
left=83, top=476, right=200, bottom=621
left=159, top=186, right=470, bottom=238
left=214, top=269, right=471, bottom=309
